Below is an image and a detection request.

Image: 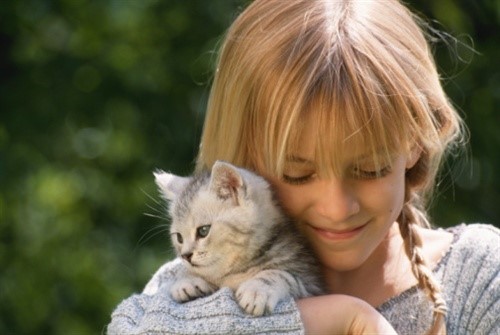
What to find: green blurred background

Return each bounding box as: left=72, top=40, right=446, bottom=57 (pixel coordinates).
left=0, top=0, right=498, bottom=334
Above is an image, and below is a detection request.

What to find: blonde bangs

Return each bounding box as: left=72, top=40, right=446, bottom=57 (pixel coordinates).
left=249, top=66, right=309, bottom=177
left=238, top=0, right=444, bottom=180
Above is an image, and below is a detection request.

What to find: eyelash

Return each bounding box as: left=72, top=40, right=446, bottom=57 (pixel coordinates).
left=351, top=166, right=392, bottom=179
left=282, top=174, right=315, bottom=185
left=282, top=166, right=392, bottom=185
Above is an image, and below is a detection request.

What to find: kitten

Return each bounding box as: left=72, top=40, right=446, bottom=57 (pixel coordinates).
left=154, top=160, right=323, bottom=316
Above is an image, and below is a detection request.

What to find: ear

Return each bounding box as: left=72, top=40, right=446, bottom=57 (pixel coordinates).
left=153, top=170, right=190, bottom=201
left=209, top=161, right=246, bottom=205
left=406, top=146, right=422, bottom=170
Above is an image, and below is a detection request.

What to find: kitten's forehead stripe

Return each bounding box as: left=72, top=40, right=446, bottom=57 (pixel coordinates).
left=224, top=239, right=247, bottom=248
left=173, top=171, right=210, bottom=220
left=225, top=222, right=253, bottom=236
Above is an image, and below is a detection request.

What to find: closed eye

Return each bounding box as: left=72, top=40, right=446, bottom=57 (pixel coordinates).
left=351, top=166, right=392, bottom=179
left=282, top=174, right=316, bottom=185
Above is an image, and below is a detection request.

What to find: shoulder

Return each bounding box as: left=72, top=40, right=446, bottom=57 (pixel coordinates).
left=377, top=224, right=499, bottom=334
left=108, top=259, right=305, bottom=335
left=445, top=223, right=499, bottom=266
left=439, top=224, right=500, bottom=334
left=451, top=223, right=499, bottom=244
left=440, top=223, right=499, bottom=279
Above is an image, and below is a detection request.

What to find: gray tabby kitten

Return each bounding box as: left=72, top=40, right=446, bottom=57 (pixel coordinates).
left=154, top=160, right=323, bottom=316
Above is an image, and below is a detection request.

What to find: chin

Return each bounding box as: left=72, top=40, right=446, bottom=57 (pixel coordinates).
left=316, top=248, right=372, bottom=272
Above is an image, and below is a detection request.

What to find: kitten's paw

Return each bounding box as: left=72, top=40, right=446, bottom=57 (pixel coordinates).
left=236, top=279, right=285, bottom=316
left=171, top=277, right=216, bottom=302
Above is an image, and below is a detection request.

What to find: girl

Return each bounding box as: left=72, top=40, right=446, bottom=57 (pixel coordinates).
left=108, top=0, right=499, bottom=334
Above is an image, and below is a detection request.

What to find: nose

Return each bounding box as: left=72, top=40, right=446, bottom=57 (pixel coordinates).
left=182, top=252, right=193, bottom=263
left=313, top=179, right=360, bottom=223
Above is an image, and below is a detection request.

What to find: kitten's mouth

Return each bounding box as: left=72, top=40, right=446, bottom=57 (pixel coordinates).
left=186, top=261, right=204, bottom=268
left=186, top=260, right=215, bottom=268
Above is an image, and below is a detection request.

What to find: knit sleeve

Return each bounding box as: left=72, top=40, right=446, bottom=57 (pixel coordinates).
left=445, top=224, right=500, bottom=335
left=107, top=260, right=305, bottom=335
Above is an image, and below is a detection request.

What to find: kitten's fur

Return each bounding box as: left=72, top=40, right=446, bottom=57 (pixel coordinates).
left=154, top=161, right=323, bottom=316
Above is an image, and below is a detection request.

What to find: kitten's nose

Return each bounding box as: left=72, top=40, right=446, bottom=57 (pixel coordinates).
left=182, top=252, right=193, bottom=263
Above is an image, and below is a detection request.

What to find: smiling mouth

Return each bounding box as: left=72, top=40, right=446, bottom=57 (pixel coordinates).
left=308, top=222, right=368, bottom=241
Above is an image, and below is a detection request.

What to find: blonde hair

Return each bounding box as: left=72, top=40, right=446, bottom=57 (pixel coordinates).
left=197, top=0, right=464, bottom=333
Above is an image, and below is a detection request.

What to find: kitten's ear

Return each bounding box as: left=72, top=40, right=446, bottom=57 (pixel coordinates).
left=209, top=161, right=246, bottom=204
left=154, top=170, right=190, bottom=201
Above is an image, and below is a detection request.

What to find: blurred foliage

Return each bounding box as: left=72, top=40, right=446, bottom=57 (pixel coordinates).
left=0, top=0, right=498, bottom=334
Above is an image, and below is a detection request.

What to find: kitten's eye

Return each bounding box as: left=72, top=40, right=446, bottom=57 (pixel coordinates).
left=174, top=233, right=183, bottom=244
left=196, top=225, right=211, bottom=239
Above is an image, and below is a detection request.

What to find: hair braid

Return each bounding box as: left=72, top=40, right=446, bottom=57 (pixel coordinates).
left=398, top=192, right=448, bottom=335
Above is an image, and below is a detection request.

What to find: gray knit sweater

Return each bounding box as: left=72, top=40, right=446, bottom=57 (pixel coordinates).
left=107, top=224, right=500, bottom=334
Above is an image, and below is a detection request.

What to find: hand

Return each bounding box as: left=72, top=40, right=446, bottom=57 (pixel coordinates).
left=297, top=295, right=397, bottom=335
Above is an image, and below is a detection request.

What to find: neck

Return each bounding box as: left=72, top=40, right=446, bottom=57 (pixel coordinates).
left=323, top=223, right=417, bottom=307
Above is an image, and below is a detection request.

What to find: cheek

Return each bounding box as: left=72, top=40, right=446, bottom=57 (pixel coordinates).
left=367, top=172, right=406, bottom=218
left=270, top=183, right=307, bottom=218
left=263, top=175, right=305, bottom=218
left=173, top=244, right=180, bottom=256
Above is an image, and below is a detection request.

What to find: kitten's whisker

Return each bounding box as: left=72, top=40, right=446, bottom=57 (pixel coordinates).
left=141, top=188, right=163, bottom=206
left=144, top=199, right=168, bottom=218
left=135, top=225, right=170, bottom=249
left=143, top=212, right=165, bottom=220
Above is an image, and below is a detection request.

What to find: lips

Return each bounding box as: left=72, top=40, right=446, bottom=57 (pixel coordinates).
left=308, top=222, right=368, bottom=241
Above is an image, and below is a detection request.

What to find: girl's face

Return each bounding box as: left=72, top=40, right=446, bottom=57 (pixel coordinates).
left=264, top=120, right=418, bottom=273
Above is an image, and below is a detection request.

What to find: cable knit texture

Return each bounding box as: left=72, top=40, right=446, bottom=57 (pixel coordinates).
left=107, top=224, right=499, bottom=334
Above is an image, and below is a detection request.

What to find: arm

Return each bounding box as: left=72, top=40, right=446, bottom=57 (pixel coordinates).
left=298, top=295, right=397, bottom=335
left=108, top=260, right=306, bottom=334
left=107, top=260, right=395, bottom=335
left=430, top=225, right=500, bottom=335
left=449, top=225, right=500, bottom=335
left=107, top=286, right=305, bottom=335
left=108, top=290, right=396, bottom=335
